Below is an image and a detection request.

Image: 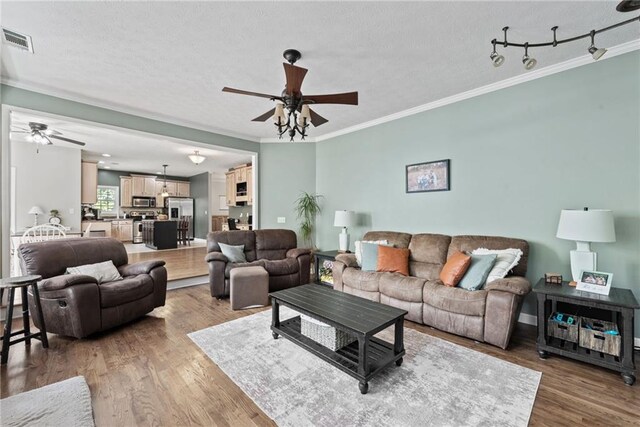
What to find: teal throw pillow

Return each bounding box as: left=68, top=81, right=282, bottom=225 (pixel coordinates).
left=218, top=242, right=247, bottom=263
left=457, top=254, right=497, bottom=291
left=361, top=241, right=393, bottom=271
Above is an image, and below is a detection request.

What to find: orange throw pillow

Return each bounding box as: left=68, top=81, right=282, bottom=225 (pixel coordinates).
left=377, top=246, right=410, bottom=276
left=440, top=251, right=472, bottom=287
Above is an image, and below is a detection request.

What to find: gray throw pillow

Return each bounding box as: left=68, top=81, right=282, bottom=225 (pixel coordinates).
left=457, top=254, right=497, bottom=291
left=219, top=242, right=247, bottom=263
left=66, top=260, right=123, bottom=284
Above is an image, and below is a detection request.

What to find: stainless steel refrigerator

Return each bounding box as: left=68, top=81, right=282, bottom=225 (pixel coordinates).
left=166, top=197, right=194, bottom=239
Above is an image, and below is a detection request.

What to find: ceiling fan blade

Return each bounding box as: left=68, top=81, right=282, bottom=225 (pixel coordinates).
left=283, top=63, right=307, bottom=96
left=222, top=87, right=280, bottom=100
left=44, top=129, right=63, bottom=136
left=11, top=127, right=30, bottom=132
left=303, top=92, right=358, bottom=105
left=10, top=130, right=30, bottom=133
left=49, top=134, right=86, bottom=146
left=251, top=108, right=276, bottom=122
left=308, top=108, right=328, bottom=127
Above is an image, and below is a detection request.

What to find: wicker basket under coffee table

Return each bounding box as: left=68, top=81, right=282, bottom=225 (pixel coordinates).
left=270, top=284, right=407, bottom=394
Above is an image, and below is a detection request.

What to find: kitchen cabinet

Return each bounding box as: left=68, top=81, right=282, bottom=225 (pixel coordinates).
left=112, top=220, right=133, bottom=242
left=234, top=166, right=247, bottom=184
left=120, top=177, right=132, bottom=207
left=247, top=166, right=253, bottom=206
left=225, top=172, right=236, bottom=206
left=81, top=161, right=98, bottom=204
left=132, top=175, right=156, bottom=197
left=177, top=181, right=190, bottom=197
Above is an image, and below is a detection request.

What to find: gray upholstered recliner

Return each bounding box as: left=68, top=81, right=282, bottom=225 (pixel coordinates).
left=19, top=237, right=167, bottom=338
left=205, top=229, right=311, bottom=298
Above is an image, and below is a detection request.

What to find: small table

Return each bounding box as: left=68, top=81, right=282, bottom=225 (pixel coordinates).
left=313, top=250, right=341, bottom=286
left=1, top=275, right=49, bottom=365
left=533, top=278, right=638, bottom=385
left=270, top=284, right=407, bottom=394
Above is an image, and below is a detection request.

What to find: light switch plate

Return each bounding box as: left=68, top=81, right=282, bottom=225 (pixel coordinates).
left=277, top=217, right=286, bottom=224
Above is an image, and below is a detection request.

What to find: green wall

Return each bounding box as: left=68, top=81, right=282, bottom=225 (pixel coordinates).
left=190, top=172, right=210, bottom=239
left=315, top=51, right=640, bottom=336
left=259, top=142, right=317, bottom=245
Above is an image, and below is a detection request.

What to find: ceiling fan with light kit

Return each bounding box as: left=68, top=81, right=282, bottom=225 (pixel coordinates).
left=11, top=121, right=86, bottom=151
left=222, top=49, right=358, bottom=141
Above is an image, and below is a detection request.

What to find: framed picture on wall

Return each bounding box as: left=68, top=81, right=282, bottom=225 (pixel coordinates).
left=406, top=159, right=450, bottom=193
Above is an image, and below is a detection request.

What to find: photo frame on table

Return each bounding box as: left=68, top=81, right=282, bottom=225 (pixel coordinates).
left=576, top=270, right=613, bottom=296
left=406, top=159, right=450, bottom=193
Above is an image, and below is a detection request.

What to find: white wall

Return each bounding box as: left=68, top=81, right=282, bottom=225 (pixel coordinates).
left=10, top=141, right=81, bottom=231
left=210, top=175, right=228, bottom=216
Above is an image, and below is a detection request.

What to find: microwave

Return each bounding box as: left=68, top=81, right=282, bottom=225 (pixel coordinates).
left=132, top=197, right=156, bottom=208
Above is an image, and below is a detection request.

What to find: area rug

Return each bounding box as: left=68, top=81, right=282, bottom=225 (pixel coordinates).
left=189, top=308, right=541, bottom=427
left=0, top=376, right=95, bottom=427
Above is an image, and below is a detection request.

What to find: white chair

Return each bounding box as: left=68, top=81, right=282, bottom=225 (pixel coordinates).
left=83, top=223, right=92, bottom=237
left=21, top=224, right=67, bottom=244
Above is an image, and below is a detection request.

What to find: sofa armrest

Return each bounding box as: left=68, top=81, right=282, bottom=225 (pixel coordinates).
left=118, top=260, right=166, bottom=277
left=485, top=276, right=531, bottom=296
left=39, top=274, right=98, bottom=291
left=335, top=253, right=358, bottom=268
left=205, top=252, right=228, bottom=263
left=286, top=248, right=311, bottom=259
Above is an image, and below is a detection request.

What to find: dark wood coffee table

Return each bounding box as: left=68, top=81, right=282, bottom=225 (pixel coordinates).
left=269, top=284, right=407, bottom=394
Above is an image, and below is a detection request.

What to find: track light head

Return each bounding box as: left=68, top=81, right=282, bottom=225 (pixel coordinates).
left=588, top=30, right=607, bottom=60
left=522, top=43, right=537, bottom=70
left=490, top=52, right=505, bottom=67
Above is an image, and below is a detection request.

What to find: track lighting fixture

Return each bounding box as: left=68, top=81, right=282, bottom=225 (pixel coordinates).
left=489, top=39, right=505, bottom=67
left=522, top=43, right=537, bottom=70
left=588, top=30, right=607, bottom=60
left=489, top=11, right=639, bottom=70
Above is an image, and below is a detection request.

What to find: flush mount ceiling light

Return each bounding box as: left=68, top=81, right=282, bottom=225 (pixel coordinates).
left=489, top=8, right=639, bottom=71
left=188, top=150, right=206, bottom=165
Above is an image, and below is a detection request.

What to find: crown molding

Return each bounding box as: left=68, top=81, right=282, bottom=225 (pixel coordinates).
left=312, top=39, right=640, bottom=143
left=0, top=78, right=261, bottom=143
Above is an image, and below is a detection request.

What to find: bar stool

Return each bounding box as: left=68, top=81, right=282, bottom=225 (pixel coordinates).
left=0, top=275, right=48, bottom=365
left=177, top=217, right=190, bottom=246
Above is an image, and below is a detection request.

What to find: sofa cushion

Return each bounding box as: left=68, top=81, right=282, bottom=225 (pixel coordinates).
left=99, top=274, right=154, bottom=308
left=449, top=235, right=529, bottom=277
left=458, top=254, right=497, bottom=291
left=439, top=251, right=471, bottom=287
left=218, top=243, right=247, bottom=263
left=342, top=269, right=386, bottom=293
left=471, top=248, right=523, bottom=283
left=408, top=234, right=451, bottom=281
left=423, top=280, right=487, bottom=317
left=377, top=246, right=410, bottom=276
left=363, top=231, right=412, bottom=249
left=379, top=273, right=425, bottom=302
left=66, top=260, right=123, bottom=284
left=255, top=229, right=297, bottom=260
left=224, top=260, right=266, bottom=278
left=263, top=258, right=299, bottom=276
left=208, top=231, right=257, bottom=262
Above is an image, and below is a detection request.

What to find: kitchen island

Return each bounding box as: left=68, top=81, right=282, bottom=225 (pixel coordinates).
left=142, top=220, right=177, bottom=250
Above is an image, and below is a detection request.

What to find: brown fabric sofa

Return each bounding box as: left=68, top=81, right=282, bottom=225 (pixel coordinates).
left=205, top=229, right=311, bottom=298
left=18, top=237, right=167, bottom=339
left=333, top=231, right=531, bottom=349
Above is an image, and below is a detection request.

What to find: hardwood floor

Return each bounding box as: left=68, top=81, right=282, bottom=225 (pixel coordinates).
left=1, top=285, right=638, bottom=426
left=128, top=247, right=208, bottom=280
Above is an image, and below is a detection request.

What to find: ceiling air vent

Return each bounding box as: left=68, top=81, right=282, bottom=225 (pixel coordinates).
left=2, top=28, right=34, bottom=53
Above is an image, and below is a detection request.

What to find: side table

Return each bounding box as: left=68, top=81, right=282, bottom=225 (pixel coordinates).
left=313, top=250, right=341, bottom=287
left=1, top=275, right=49, bottom=365
left=532, top=278, right=638, bottom=385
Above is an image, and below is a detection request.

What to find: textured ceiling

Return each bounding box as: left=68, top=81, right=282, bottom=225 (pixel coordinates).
left=10, top=111, right=253, bottom=178
left=1, top=1, right=639, bottom=142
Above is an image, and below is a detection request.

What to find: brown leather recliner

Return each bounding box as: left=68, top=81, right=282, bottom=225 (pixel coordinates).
left=205, top=229, right=310, bottom=298
left=19, top=237, right=167, bottom=339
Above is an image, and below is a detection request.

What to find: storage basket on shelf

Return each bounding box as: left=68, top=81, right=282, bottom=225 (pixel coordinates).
left=300, top=314, right=356, bottom=351
left=547, top=312, right=579, bottom=343
left=578, top=316, right=621, bottom=357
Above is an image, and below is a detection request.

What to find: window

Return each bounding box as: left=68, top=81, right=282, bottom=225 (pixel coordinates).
left=95, top=185, right=119, bottom=214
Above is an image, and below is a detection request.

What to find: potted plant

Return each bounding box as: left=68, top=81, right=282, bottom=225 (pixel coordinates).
left=294, top=192, right=322, bottom=249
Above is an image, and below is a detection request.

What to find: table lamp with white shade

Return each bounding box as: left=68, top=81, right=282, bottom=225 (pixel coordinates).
left=28, top=206, right=45, bottom=227
left=334, top=210, right=356, bottom=252
left=556, top=208, right=616, bottom=284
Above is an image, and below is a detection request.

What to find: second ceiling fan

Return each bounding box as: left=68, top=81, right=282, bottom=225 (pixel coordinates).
left=222, top=49, right=358, bottom=141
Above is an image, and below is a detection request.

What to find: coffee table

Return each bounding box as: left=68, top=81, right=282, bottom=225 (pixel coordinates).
left=270, top=284, right=407, bottom=394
